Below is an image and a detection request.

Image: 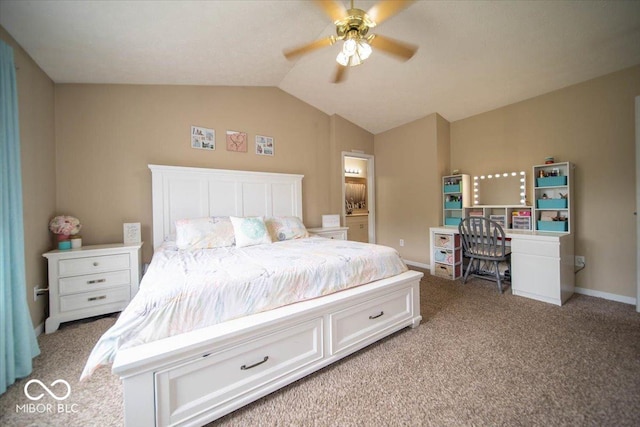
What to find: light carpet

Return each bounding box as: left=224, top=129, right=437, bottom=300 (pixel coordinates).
left=1, top=271, right=639, bottom=426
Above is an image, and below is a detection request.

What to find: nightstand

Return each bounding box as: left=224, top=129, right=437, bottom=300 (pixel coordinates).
left=307, top=227, right=349, bottom=240
left=43, top=243, right=142, bottom=334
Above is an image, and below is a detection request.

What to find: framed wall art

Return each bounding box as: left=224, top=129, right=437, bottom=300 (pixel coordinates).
left=191, top=126, right=215, bottom=150
left=226, top=130, right=248, bottom=152
left=256, top=135, right=274, bottom=156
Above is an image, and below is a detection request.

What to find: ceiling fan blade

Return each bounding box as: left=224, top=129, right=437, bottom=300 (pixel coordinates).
left=283, top=36, right=337, bottom=60
left=333, top=65, right=347, bottom=83
left=369, top=34, right=417, bottom=61
left=313, top=0, right=348, bottom=24
left=367, top=0, right=414, bottom=25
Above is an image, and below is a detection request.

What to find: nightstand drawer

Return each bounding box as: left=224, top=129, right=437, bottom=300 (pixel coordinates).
left=59, top=286, right=130, bottom=313
left=59, top=269, right=131, bottom=295
left=59, top=253, right=130, bottom=277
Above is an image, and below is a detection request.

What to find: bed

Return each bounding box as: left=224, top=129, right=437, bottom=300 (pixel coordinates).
left=103, top=164, right=423, bottom=426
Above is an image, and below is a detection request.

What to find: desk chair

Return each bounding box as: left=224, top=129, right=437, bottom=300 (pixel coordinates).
left=458, top=216, right=511, bottom=293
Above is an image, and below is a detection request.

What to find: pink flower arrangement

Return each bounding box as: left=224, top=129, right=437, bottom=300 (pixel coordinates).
left=49, top=215, right=82, bottom=236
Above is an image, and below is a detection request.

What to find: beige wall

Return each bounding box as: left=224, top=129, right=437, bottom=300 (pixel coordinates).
left=0, top=26, right=56, bottom=327
left=374, top=113, right=449, bottom=264
left=54, top=85, right=375, bottom=265
left=451, top=65, right=640, bottom=298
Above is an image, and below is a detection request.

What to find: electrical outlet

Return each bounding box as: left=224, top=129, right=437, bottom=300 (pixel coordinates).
left=399, top=239, right=405, bottom=247
left=575, top=256, right=585, bottom=266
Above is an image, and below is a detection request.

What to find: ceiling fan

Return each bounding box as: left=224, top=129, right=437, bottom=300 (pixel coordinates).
left=283, top=0, right=418, bottom=83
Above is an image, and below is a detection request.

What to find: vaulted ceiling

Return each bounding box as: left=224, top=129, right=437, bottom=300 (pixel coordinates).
left=2, top=0, right=640, bottom=134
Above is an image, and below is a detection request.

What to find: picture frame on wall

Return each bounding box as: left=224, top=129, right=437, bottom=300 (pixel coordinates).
left=191, top=126, right=215, bottom=150
left=226, top=130, right=248, bottom=152
left=256, top=135, right=274, bottom=156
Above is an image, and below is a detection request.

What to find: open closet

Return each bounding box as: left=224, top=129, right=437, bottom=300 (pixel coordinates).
left=344, top=155, right=370, bottom=243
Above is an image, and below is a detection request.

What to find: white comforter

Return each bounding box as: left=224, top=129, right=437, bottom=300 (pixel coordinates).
left=81, top=237, right=407, bottom=379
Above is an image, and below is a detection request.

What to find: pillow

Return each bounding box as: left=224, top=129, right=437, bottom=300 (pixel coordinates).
left=265, top=216, right=309, bottom=242
left=230, top=216, right=272, bottom=248
left=175, top=217, right=235, bottom=250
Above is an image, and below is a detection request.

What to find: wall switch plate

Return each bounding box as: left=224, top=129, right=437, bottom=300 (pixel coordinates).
left=399, top=239, right=405, bottom=247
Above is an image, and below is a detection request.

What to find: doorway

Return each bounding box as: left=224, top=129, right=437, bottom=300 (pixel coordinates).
left=635, top=96, right=640, bottom=313
left=342, top=152, right=375, bottom=243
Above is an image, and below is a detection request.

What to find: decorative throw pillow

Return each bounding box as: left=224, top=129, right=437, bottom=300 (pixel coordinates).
left=230, top=216, right=272, bottom=248
left=265, top=216, right=309, bottom=242
left=175, top=217, right=235, bottom=249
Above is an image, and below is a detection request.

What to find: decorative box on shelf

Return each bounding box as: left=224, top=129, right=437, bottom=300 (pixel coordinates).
left=537, top=221, right=568, bottom=232
left=536, top=176, right=567, bottom=187
left=536, top=199, right=568, bottom=209
left=444, top=201, right=462, bottom=209
left=444, top=217, right=462, bottom=226
left=443, top=184, right=461, bottom=193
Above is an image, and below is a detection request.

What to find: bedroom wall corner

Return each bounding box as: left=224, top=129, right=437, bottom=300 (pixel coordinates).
left=0, top=25, right=56, bottom=329
left=374, top=113, right=445, bottom=265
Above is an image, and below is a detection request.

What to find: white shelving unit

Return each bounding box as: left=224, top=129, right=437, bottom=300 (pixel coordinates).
left=429, top=228, right=463, bottom=280
left=533, top=161, right=573, bottom=233
left=442, top=174, right=470, bottom=227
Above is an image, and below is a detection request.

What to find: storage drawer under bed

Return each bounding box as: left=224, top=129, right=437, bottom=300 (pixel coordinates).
left=329, top=286, right=413, bottom=355
left=154, top=318, right=323, bottom=426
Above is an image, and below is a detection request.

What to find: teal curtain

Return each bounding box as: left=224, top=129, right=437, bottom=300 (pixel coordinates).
left=0, top=39, right=40, bottom=395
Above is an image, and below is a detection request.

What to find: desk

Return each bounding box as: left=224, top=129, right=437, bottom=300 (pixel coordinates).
left=430, top=226, right=575, bottom=306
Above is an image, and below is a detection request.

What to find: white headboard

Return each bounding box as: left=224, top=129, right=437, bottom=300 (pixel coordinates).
left=149, top=164, right=304, bottom=249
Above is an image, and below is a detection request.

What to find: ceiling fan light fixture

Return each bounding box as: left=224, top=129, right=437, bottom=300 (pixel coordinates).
left=336, top=51, right=350, bottom=66
left=342, top=38, right=357, bottom=56
left=357, top=40, right=372, bottom=60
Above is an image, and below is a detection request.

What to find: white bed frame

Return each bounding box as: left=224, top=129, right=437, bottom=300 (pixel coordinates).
left=112, top=164, right=423, bottom=426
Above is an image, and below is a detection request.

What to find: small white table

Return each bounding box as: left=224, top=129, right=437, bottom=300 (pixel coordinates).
left=307, top=227, right=349, bottom=240
left=43, top=242, right=142, bottom=333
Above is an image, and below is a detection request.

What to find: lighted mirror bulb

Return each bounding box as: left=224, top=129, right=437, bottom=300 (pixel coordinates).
left=520, top=192, right=526, bottom=196
left=520, top=178, right=525, bottom=182
left=520, top=171, right=525, bottom=175
left=503, top=173, right=508, bottom=177
left=343, top=38, right=357, bottom=56
left=487, top=175, right=493, bottom=179
left=474, top=188, right=478, bottom=192
left=358, top=41, right=372, bottom=60
left=511, top=172, right=517, bottom=176
left=480, top=176, right=485, bottom=179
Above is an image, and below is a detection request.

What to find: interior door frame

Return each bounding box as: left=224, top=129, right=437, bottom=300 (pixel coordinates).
left=342, top=151, right=376, bottom=243
left=635, top=96, right=640, bottom=313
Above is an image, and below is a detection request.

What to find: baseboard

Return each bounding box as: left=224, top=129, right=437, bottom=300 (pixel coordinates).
left=574, top=287, right=636, bottom=306
left=404, top=259, right=431, bottom=270
left=34, top=322, right=44, bottom=337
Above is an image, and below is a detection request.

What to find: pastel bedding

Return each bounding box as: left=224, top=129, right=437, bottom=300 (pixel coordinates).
left=81, top=236, right=407, bottom=379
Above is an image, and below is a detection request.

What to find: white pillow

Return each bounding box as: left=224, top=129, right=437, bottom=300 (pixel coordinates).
left=175, top=217, right=235, bottom=249
left=230, top=216, right=272, bottom=248
left=265, top=216, right=309, bottom=241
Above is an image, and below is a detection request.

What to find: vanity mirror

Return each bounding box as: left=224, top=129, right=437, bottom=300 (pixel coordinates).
left=473, top=171, right=526, bottom=206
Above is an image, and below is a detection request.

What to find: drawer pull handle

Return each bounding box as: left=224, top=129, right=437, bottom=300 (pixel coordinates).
left=87, top=279, right=106, bottom=284
left=88, top=295, right=107, bottom=302
left=93, top=262, right=99, bottom=266
left=369, top=311, right=384, bottom=320
left=240, top=356, right=269, bottom=370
